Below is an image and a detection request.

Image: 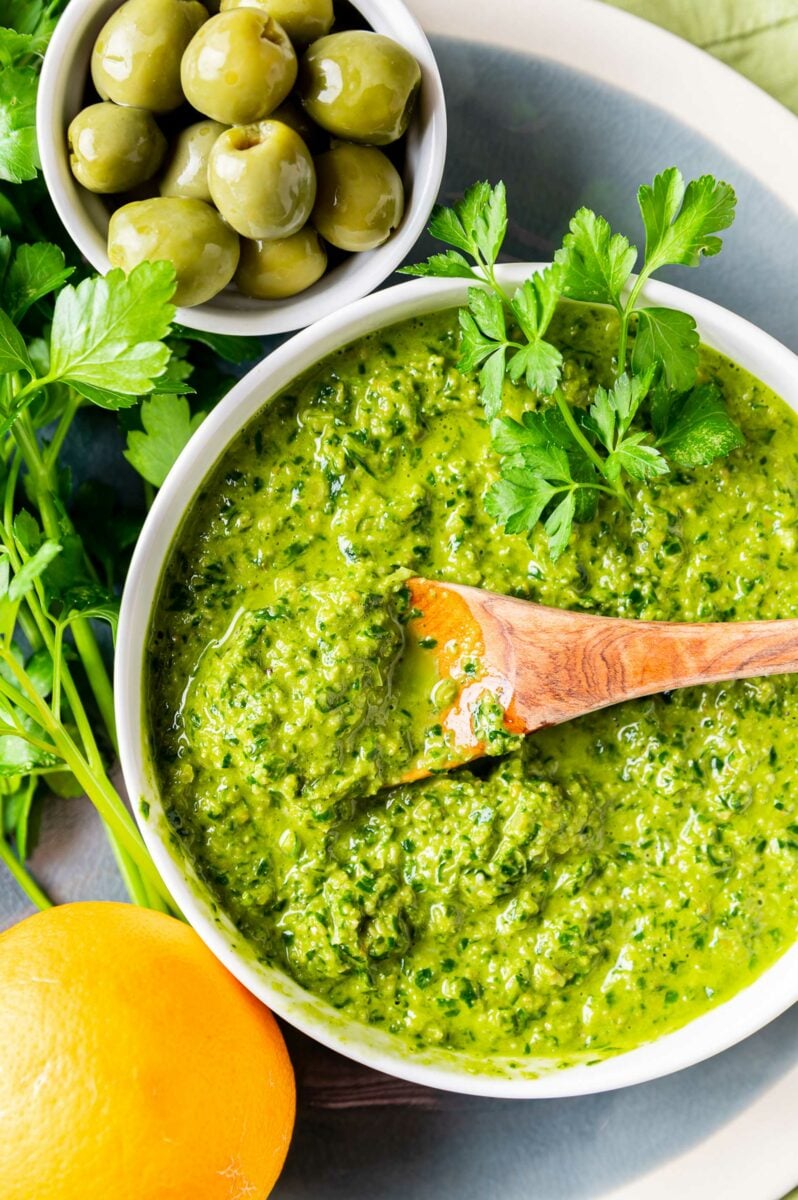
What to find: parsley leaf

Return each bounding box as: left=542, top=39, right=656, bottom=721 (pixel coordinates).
left=4, top=242, right=74, bottom=322
left=510, top=265, right=561, bottom=343
left=587, top=372, right=653, bottom=450
left=458, top=291, right=509, bottom=418
left=467, top=286, right=506, bottom=342
left=1, top=777, right=41, bottom=860
left=171, top=325, right=262, bottom=365
left=8, top=540, right=61, bottom=602
left=588, top=372, right=668, bottom=484
left=403, top=181, right=507, bottom=272
left=605, top=432, right=669, bottom=484
left=638, top=168, right=737, bottom=272
left=491, top=407, right=599, bottom=523
left=55, top=584, right=120, bottom=639
left=0, top=715, right=57, bottom=775
left=506, top=266, right=563, bottom=394
left=486, top=439, right=585, bottom=559
left=0, top=2, right=60, bottom=183
left=124, top=393, right=206, bottom=487
left=506, top=339, right=562, bottom=397
left=485, top=467, right=559, bottom=535
left=654, top=381, right=744, bottom=468
left=426, top=182, right=491, bottom=255
left=555, top=208, right=637, bottom=309
left=632, top=306, right=699, bottom=391
left=48, top=262, right=176, bottom=398
left=398, top=250, right=479, bottom=280
left=544, top=492, right=577, bottom=560
left=491, top=409, right=575, bottom=458
left=458, top=313, right=505, bottom=417
left=0, top=65, right=39, bottom=184
left=0, top=1, right=59, bottom=39
left=458, top=308, right=502, bottom=372
left=0, top=26, right=52, bottom=63
left=473, top=180, right=507, bottom=266
left=407, top=170, right=743, bottom=561
left=0, top=306, right=31, bottom=373
left=478, top=348, right=507, bottom=418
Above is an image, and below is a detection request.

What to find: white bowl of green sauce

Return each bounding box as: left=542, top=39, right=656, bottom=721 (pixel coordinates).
left=37, top=0, right=446, bottom=335
left=117, top=267, right=798, bottom=1097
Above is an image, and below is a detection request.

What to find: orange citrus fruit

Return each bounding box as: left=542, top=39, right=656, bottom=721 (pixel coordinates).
left=0, top=901, right=295, bottom=1200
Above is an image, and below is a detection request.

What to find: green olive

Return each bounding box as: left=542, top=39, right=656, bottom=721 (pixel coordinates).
left=220, top=0, right=332, bottom=44
left=235, top=226, right=327, bottom=298
left=312, top=144, right=404, bottom=251
left=299, top=31, right=421, bottom=145
left=208, top=120, right=316, bottom=240
left=67, top=103, right=166, bottom=194
left=159, top=120, right=227, bottom=200
left=268, top=99, right=323, bottom=150
left=107, top=197, right=240, bottom=307
left=91, top=0, right=208, bottom=112
left=181, top=10, right=297, bottom=125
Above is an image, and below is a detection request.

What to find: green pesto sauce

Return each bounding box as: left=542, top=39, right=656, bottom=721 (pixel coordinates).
left=149, top=304, right=798, bottom=1062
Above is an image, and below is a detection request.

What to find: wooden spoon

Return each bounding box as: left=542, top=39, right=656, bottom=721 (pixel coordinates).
left=401, top=576, right=798, bottom=781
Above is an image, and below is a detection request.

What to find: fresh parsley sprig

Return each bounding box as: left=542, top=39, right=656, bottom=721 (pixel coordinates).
left=403, top=168, right=744, bottom=559
left=404, top=181, right=564, bottom=414
left=0, top=243, right=182, bottom=911
left=0, top=228, right=261, bottom=910
left=0, top=5, right=261, bottom=911
left=557, top=169, right=737, bottom=381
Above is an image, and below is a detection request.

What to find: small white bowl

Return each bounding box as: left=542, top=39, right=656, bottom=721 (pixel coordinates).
left=37, top=0, right=447, bottom=335
left=117, top=267, right=798, bottom=1098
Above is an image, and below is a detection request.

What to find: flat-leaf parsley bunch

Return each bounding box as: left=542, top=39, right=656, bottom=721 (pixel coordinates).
left=403, top=169, right=744, bottom=559
left=0, top=0, right=260, bottom=911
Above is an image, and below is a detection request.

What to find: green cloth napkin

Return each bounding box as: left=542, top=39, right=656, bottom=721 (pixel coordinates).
left=604, top=0, right=798, bottom=113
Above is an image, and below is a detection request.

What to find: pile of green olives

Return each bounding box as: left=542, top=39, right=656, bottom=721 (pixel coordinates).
left=67, top=0, right=422, bottom=308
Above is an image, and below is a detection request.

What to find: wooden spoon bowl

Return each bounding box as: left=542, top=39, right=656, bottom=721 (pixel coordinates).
left=403, top=576, right=798, bottom=780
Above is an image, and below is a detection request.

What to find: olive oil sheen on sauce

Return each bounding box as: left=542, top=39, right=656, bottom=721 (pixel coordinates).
left=149, top=306, right=798, bottom=1062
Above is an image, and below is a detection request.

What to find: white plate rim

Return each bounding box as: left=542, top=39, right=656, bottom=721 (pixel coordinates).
left=407, top=0, right=798, bottom=217
left=404, top=4, right=798, bottom=1195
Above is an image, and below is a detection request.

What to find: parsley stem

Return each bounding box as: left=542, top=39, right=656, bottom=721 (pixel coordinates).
left=0, top=648, right=174, bottom=910
left=0, top=835, right=52, bottom=911
left=586, top=483, right=631, bottom=498
left=3, top=448, right=19, bottom=530
left=44, top=393, right=80, bottom=470
left=0, top=519, right=166, bottom=914
left=617, top=272, right=650, bottom=373
left=1, top=521, right=104, bottom=773
left=553, top=392, right=601, bottom=472
left=13, top=414, right=118, bottom=750
left=553, top=392, right=631, bottom=508
left=13, top=373, right=53, bottom=408
left=0, top=643, right=159, bottom=913
left=1, top=451, right=41, bottom=652
left=73, top=624, right=118, bottom=748
left=105, top=838, right=153, bottom=910
left=483, top=263, right=515, bottom=315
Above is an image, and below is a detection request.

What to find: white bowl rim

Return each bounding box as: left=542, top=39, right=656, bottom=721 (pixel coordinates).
left=116, top=265, right=798, bottom=1098
left=36, top=0, right=447, bottom=335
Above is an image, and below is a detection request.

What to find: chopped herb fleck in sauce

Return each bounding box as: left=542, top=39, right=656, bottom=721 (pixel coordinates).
left=149, top=305, right=798, bottom=1061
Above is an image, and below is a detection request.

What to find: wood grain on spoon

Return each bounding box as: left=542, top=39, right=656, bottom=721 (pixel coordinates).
left=402, top=576, right=798, bottom=781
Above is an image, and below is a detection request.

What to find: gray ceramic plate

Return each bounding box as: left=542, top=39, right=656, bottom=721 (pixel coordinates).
left=3, top=1, right=798, bottom=1196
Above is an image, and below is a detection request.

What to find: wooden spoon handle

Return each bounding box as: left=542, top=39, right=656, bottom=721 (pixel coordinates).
left=474, top=591, right=798, bottom=731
